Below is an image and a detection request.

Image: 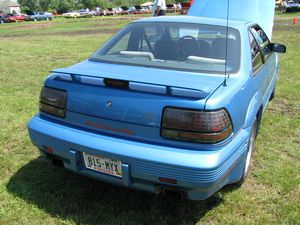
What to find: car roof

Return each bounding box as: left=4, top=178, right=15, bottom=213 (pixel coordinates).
left=134, top=16, right=248, bottom=29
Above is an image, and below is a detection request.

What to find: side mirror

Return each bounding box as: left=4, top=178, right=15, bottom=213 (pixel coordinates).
left=271, top=43, right=286, bottom=53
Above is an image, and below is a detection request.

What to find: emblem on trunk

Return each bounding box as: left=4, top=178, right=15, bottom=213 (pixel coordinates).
left=106, top=101, right=112, bottom=108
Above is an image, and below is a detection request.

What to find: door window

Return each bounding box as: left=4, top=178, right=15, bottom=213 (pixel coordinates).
left=249, top=30, right=263, bottom=74
left=250, top=26, right=272, bottom=62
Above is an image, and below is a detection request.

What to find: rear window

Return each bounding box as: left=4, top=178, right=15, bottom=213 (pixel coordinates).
left=90, top=22, right=241, bottom=74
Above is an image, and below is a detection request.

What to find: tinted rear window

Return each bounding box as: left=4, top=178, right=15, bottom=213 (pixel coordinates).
left=91, top=22, right=241, bottom=74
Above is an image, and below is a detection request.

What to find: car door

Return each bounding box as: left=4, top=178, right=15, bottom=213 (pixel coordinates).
left=249, top=25, right=276, bottom=108
left=38, top=12, right=44, bottom=20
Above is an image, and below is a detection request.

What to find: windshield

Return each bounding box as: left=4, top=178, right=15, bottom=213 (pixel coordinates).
left=90, top=22, right=240, bottom=74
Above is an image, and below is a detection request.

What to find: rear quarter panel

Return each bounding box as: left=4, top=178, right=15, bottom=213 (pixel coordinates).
left=205, top=25, right=278, bottom=135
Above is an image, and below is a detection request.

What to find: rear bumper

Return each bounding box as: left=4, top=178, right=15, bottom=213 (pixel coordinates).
left=28, top=114, right=250, bottom=200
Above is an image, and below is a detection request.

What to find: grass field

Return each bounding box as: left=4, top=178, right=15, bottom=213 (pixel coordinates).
left=0, top=14, right=299, bottom=225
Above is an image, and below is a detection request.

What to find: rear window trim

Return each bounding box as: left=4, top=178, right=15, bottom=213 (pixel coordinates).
left=88, top=58, right=237, bottom=75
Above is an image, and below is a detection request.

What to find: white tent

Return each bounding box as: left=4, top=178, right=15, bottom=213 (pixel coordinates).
left=140, top=2, right=153, bottom=7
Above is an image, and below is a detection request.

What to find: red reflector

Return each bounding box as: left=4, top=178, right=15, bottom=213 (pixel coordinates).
left=104, top=78, right=129, bottom=88
left=159, top=177, right=177, bottom=184
left=42, top=146, right=54, bottom=154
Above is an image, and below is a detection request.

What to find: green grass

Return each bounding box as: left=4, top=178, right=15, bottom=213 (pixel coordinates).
left=0, top=15, right=299, bottom=225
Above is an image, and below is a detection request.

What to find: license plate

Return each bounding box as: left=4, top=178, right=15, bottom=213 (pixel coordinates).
left=83, top=153, right=122, bottom=178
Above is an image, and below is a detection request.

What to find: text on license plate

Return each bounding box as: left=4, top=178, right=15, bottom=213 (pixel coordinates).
left=83, top=153, right=122, bottom=178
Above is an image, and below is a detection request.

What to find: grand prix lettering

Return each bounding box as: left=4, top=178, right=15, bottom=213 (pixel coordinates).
left=85, top=121, right=134, bottom=135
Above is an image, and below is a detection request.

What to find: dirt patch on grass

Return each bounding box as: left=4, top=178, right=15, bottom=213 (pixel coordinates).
left=5, top=23, right=51, bottom=30
left=1, top=28, right=119, bottom=38
left=52, top=28, right=119, bottom=36
left=91, top=16, right=143, bottom=21
left=273, top=26, right=300, bottom=31
left=268, top=99, right=300, bottom=118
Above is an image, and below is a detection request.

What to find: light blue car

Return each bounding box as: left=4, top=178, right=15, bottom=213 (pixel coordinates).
left=27, top=0, right=286, bottom=200
left=25, top=12, right=53, bottom=21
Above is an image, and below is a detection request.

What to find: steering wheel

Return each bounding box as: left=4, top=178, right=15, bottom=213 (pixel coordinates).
left=178, top=35, right=201, bottom=61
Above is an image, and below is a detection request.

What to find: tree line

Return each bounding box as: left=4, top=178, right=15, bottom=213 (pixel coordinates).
left=18, top=0, right=184, bottom=13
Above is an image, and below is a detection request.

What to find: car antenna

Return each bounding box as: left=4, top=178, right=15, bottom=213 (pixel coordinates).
left=223, top=0, right=230, bottom=87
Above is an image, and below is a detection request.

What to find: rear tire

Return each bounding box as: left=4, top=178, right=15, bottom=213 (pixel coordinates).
left=242, top=118, right=258, bottom=180
left=269, top=87, right=276, bottom=101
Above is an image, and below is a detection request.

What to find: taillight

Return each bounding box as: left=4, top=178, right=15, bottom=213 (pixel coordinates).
left=161, top=107, right=233, bottom=143
left=39, top=87, right=67, bottom=118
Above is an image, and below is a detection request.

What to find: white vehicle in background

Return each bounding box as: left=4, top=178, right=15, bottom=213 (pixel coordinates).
left=106, top=8, right=116, bottom=16
left=79, top=9, right=96, bottom=18
left=62, top=11, right=81, bottom=18
left=116, top=7, right=124, bottom=15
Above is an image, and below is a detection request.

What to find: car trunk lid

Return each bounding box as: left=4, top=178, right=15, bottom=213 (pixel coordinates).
left=188, top=0, right=275, bottom=39
left=47, top=60, right=225, bottom=147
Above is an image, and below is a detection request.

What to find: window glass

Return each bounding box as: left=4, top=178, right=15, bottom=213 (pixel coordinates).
left=107, top=32, right=131, bottom=55
left=249, top=31, right=263, bottom=73
left=91, top=22, right=241, bottom=74
left=250, top=26, right=271, bottom=61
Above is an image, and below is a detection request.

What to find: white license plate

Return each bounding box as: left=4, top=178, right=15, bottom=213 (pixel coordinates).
left=83, top=153, right=122, bottom=178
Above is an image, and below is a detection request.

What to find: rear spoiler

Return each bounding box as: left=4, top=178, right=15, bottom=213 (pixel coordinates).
left=51, top=69, right=210, bottom=100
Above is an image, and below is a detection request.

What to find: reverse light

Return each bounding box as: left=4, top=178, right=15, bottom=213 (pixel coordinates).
left=161, top=108, right=233, bottom=143
left=39, top=87, right=67, bottom=118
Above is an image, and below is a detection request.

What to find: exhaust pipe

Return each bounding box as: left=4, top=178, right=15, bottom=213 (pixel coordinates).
left=161, top=187, right=186, bottom=200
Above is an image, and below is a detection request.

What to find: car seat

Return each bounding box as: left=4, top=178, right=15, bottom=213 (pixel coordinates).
left=210, top=38, right=238, bottom=70
left=155, top=39, right=178, bottom=60
left=197, top=40, right=211, bottom=58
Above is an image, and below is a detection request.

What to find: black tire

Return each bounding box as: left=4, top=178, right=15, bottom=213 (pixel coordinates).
left=230, top=118, right=258, bottom=189
left=269, top=87, right=276, bottom=101
left=242, top=118, right=258, bottom=180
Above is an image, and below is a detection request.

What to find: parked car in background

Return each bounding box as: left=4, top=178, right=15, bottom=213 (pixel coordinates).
left=3, top=14, right=25, bottom=22
left=180, top=2, right=191, bottom=14
left=0, top=14, right=4, bottom=23
left=25, top=12, right=53, bottom=21
left=79, top=9, right=95, bottom=18
left=62, top=11, right=81, bottom=18
left=128, top=6, right=137, bottom=14
left=106, top=8, right=115, bottom=16
left=166, top=4, right=176, bottom=13
left=95, top=8, right=106, bottom=16
left=27, top=1, right=286, bottom=201
left=286, top=0, right=300, bottom=12
left=120, top=6, right=130, bottom=15
left=114, top=7, right=123, bottom=15
left=141, top=6, right=152, bottom=14
left=131, top=5, right=143, bottom=14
